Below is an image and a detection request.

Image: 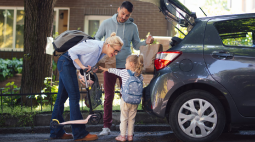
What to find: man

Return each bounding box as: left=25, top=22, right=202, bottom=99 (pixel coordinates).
left=94, top=1, right=154, bottom=136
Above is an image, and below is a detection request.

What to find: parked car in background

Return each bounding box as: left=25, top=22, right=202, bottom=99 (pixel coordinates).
left=138, top=0, right=255, bottom=142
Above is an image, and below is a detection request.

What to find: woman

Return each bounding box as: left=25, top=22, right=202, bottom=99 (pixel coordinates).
left=50, top=32, right=123, bottom=141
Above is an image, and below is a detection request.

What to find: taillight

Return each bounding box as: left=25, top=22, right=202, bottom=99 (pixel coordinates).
left=154, top=51, right=182, bottom=70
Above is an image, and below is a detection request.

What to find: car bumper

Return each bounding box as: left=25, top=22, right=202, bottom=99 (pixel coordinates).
left=142, top=69, right=181, bottom=118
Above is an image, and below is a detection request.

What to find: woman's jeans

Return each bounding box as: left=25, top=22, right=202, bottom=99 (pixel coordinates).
left=50, top=52, right=88, bottom=140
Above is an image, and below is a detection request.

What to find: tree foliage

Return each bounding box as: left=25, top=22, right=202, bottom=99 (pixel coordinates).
left=175, top=0, right=233, bottom=38
left=201, top=0, right=232, bottom=16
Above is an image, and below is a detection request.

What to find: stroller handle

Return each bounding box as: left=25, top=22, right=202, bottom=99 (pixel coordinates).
left=83, top=68, right=88, bottom=73
left=81, top=66, right=98, bottom=88
left=83, top=69, right=89, bottom=88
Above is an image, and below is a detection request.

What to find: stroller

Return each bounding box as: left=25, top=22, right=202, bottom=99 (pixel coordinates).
left=80, top=66, right=103, bottom=124
left=50, top=66, right=102, bottom=128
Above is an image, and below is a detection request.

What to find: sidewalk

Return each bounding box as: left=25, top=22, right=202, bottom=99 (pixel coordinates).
left=0, top=124, right=171, bottom=134
left=0, top=111, right=171, bottom=134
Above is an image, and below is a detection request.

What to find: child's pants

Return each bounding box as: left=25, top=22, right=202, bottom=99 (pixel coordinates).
left=120, top=98, right=138, bottom=136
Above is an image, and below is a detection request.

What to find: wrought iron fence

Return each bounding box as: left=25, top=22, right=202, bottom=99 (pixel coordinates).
left=0, top=87, right=120, bottom=113
left=0, top=89, right=56, bottom=112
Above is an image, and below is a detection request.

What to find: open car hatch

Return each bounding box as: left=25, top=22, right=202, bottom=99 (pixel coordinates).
left=137, top=0, right=196, bottom=29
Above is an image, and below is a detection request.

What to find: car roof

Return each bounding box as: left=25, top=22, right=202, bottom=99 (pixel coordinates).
left=198, top=13, right=255, bottom=21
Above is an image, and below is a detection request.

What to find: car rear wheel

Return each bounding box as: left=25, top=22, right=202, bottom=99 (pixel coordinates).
left=169, top=90, right=225, bottom=142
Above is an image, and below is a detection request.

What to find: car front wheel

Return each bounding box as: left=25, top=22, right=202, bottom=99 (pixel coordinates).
left=169, top=90, right=226, bottom=142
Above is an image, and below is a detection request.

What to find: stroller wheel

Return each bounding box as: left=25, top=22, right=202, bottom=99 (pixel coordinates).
left=89, top=114, right=100, bottom=125
left=50, top=119, right=59, bottom=129
left=95, top=112, right=102, bottom=120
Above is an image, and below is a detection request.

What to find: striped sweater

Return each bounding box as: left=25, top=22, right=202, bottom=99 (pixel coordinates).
left=108, top=68, right=143, bottom=87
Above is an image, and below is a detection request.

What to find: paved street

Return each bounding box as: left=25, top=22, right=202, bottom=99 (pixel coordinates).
left=1, top=130, right=255, bottom=142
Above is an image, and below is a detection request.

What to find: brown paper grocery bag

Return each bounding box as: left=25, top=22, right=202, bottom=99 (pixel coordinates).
left=157, top=39, right=170, bottom=51
left=140, top=44, right=163, bottom=74
left=96, top=55, right=116, bottom=73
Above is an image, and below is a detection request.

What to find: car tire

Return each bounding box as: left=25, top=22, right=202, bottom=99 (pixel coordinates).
left=169, top=90, right=226, bottom=142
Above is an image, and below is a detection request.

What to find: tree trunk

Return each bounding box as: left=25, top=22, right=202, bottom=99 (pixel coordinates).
left=21, top=0, right=57, bottom=106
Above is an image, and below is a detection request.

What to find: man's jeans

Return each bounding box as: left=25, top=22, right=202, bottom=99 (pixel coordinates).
left=50, top=52, right=88, bottom=140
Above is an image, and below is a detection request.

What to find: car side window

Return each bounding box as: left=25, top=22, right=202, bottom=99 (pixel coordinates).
left=214, top=18, right=255, bottom=47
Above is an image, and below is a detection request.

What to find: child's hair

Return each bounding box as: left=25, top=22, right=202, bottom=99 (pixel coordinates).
left=127, top=54, right=144, bottom=76
left=105, top=32, right=124, bottom=47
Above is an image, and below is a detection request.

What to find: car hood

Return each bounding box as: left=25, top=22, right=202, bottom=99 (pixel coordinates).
left=137, top=0, right=196, bottom=28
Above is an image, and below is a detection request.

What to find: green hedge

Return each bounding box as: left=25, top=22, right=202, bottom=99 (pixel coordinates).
left=0, top=58, right=23, bottom=81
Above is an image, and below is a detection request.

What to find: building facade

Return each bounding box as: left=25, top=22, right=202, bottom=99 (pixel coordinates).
left=0, top=0, right=169, bottom=59
left=228, top=0, right=255, bottom=13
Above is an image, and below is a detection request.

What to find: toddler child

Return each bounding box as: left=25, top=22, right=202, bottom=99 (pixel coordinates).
left=99, top=54, right=144, bottom=141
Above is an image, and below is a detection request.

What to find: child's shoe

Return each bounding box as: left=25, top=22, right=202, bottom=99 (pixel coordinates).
left=115, top=135, right=126, bottom=142
left=127, top=135, right=133, bottom=141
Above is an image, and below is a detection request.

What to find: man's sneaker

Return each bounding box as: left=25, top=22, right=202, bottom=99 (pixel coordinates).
left=99, top=128, right=111, bottom=136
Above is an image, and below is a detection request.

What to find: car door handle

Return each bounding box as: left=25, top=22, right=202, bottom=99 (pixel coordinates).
left=212, top=50, right=233, bottom=60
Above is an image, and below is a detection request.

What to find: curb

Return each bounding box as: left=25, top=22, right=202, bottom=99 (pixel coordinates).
left=0, top=124, right=171, bottom=134
left=0, top=112, right=171, bottom=134
left=1, top=111, right=168, bottom=127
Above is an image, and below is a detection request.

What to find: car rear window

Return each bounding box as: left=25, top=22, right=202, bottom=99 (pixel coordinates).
left=214, top=18, right=255, bottom=47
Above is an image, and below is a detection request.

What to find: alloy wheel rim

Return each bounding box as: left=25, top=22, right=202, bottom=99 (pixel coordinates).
left=178, top=98, right=217, bottom=138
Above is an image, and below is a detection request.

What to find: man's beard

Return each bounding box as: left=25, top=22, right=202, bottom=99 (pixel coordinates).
left=117, top=15, right=126, bottom=23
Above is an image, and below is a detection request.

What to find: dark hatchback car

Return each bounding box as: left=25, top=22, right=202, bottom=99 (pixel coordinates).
left=138, top=0, right=255, bottom=142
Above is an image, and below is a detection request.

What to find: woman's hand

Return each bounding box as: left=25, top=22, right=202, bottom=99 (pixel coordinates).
left=99, top=66, right=108, bottom=72
left=81, top=65, right=91, bottom=72
left=78, top=73, right=94, bottom=86
left=78, top=72, right=86, bottom=86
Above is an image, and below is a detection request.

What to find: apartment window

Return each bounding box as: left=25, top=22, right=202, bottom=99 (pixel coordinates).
left=84, top=15, right=111, bottom=38
left=0, top=8, right=23, bottom=50
left=16, top=10, right=24, bottom=49
left=0, top=7, right=69, bottom=51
